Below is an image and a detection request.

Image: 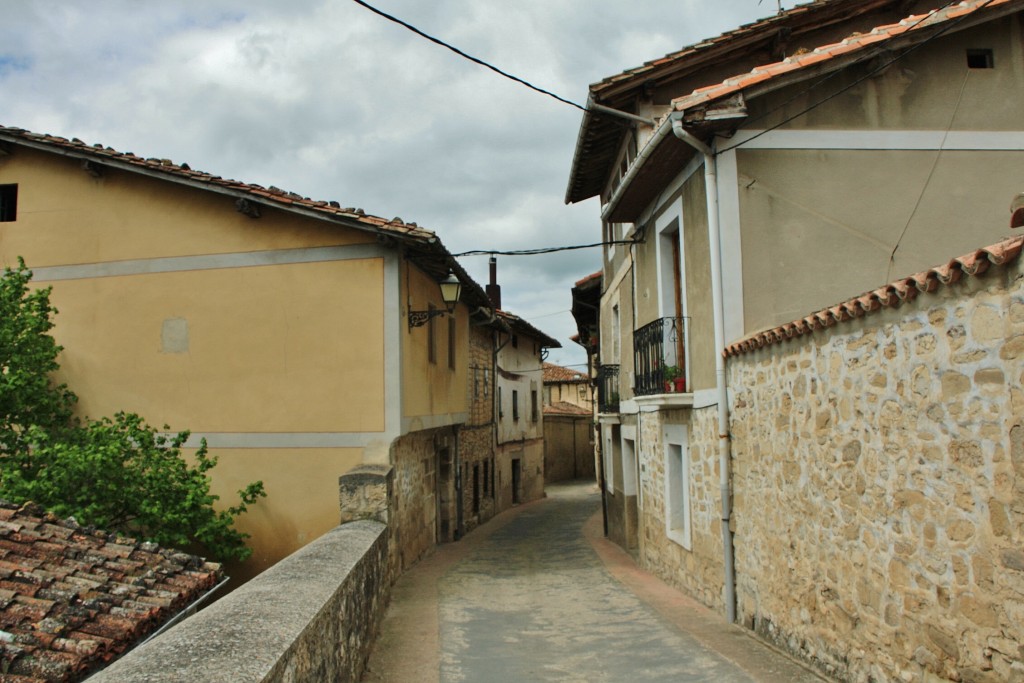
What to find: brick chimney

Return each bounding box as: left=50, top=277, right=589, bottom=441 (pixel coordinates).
left=486, top=256, right=502, bottom=310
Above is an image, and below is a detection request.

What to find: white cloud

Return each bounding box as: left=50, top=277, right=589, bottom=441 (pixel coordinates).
left=1, top=0, right=781, bottom=366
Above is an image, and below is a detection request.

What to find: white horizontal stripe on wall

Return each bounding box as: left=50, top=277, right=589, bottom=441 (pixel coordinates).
left=29, top=244, right=386, bottom=282
left=729, top=129, right=1024, bottom=151
left=169, top=431, right=388, bottom=450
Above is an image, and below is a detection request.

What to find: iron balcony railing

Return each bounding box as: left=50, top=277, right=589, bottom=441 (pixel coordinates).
left=596, top=364, right=620, bottom=413
left=633, top=317, right=688, bottom=396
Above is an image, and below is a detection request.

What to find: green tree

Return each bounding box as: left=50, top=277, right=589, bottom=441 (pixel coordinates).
left=0, top=258, right=77, bottom=454
left=0, top=260, right=265, bottom=562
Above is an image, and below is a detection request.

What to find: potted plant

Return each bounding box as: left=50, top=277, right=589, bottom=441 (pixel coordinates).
left=663, top=365, right=683, bottom=393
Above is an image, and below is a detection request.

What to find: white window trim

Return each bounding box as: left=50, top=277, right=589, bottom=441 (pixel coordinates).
left=663, top=423, right=691, bottom=550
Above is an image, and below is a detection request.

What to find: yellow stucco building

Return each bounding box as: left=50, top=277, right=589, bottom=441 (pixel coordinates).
left=0, top=127, right=492, bottom=579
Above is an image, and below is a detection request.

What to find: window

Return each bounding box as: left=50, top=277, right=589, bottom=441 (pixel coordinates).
left=664, top=425, right=691, bottom=550
left=531, top=389, right=538, bottom=422
left=474, top=368, right=479, bottom=397
left=511, top=334, right=518, bottom=348
left=498, top=387, right=503, bottom=418
left=966, top=48, right=994, bottom=69
left=447, top=316, right=456, bottom=370
left=484, top=369, right=490, bottom=397
left=427, top=304, right=437, bottom=364
left=512, top=390, right=519, bottom=420
left=0, top=185, right=17, bottom=222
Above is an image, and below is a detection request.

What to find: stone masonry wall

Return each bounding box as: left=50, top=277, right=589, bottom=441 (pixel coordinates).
left=91, top=520, right=388, bottom=683
left=637, top=406, right=726, bottom=610
left=728, top=261, right=1024, bottom=682
left=390, top=429, right=450, bottom=572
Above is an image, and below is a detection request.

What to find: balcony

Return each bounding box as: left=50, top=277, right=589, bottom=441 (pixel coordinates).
left=633, top=317, right=688, bottom=396
left=596, top=365, right=620, bottom=413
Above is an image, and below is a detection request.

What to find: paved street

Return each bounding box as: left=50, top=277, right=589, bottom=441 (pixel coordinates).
left=363, top=481, right=828, bottom=682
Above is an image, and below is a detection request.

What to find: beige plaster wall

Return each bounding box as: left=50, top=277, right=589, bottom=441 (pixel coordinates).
left=402, top=264, right=469, bottom=422
left=681, top=172, right=715, bottom=392
left=737, top=148, right=1022, bottom=334
left=43, top=260, right=385, bottom=432
left=204, top=446, right=363, bottom=582
left=0, top=147, right=372, bottom=270
left=727, top=260, right=1024, bottom=682
left=750, top=15, right=1024, bottom=134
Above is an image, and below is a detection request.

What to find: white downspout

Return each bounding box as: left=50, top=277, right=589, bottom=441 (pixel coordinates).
left=671, top=115, right=737, bottom=624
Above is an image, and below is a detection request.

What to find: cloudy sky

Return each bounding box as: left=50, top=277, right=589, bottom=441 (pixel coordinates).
left=1, top=0, right=785, bottom=368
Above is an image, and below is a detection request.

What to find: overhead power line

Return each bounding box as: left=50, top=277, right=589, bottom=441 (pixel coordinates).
left=352, top=0, right=586, bottom=112
left=454, top=240, right=636, bottom=257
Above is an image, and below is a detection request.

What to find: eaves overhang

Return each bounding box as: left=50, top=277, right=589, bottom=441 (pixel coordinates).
left=601, top=0, right=1024, bottom=225
left=564, top=0, right=914, bottom=206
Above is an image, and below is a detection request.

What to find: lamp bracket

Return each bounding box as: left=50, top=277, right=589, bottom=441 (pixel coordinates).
left=408, top=309, right=448, bottom=329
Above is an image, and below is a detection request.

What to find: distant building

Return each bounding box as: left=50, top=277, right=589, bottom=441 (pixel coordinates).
left=542, top=363, right=594, bottom=483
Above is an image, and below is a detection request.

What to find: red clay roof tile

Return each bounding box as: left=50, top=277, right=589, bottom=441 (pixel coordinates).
left=0, top=502, right=221, bottom=682
left=673, top=0, right=1015, bottom=115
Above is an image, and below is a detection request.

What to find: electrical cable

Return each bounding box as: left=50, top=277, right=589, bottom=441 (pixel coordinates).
left=885, top=66, right=971, bottom=280
left=351, top=0, right=586, bottom=112
left=454, top=240, right=637, bottom=257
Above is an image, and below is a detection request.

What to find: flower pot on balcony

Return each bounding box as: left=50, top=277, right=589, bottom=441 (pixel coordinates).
left=674, top=377, right=686, bottom=393
left=664, top=381, right=673, bottom=393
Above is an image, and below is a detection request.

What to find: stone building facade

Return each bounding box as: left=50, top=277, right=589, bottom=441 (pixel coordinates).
left=721, top=238, right=1024, bottom=682
left=458, top=322, right=499, bottom=536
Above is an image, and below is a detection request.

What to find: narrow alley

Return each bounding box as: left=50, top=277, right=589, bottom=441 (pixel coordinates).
left=363, top=482, right=828, bottom=682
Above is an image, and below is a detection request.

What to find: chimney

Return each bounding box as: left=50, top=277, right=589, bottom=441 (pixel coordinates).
left=486, top=256, right=502, bottom=310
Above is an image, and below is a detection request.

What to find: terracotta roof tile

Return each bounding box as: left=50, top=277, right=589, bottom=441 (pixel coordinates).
left=0, top=502, right=222, bottom=682
left=725, top=235, right=1024, bottom=356
left=543, top=363, right=588, bottom=383
left=673, top=0, right=1015, bottom=114
left=543, top=402, right=592, bottom=417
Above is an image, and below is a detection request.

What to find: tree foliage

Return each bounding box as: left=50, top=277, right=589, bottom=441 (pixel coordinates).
left=0, top=260, right=265, bottom=562
left=0, top=258, right=77, bottom=453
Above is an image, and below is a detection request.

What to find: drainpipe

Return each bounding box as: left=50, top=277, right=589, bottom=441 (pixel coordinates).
left=671, top=115, right=737, bottom=624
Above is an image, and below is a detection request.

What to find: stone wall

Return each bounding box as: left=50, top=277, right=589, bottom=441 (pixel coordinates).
left=636, top=406, right=726, bottom=610
left=90, top=520, right=389, bottom=683
left=460, top=423, right=497, bottom=535
left=727, top=261, right=1024, bottom=682
left=390, top=428, right=456, bottom=572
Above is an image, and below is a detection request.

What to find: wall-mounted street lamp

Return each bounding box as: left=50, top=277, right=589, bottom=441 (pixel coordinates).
left=408, top=272, right=462, bottom=329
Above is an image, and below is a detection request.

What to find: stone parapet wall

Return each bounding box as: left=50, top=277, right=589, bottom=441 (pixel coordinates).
left=91, top=520, right=389, bottom=683
left=728, top=262, right=1024, bottom=682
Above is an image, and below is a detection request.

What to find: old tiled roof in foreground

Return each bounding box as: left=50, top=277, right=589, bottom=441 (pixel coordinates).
left=674, top=0, right=1017, bottom=114
left=725, top=236, right=1024, bottom=357
left=0, top=501, right=221, bottom=683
